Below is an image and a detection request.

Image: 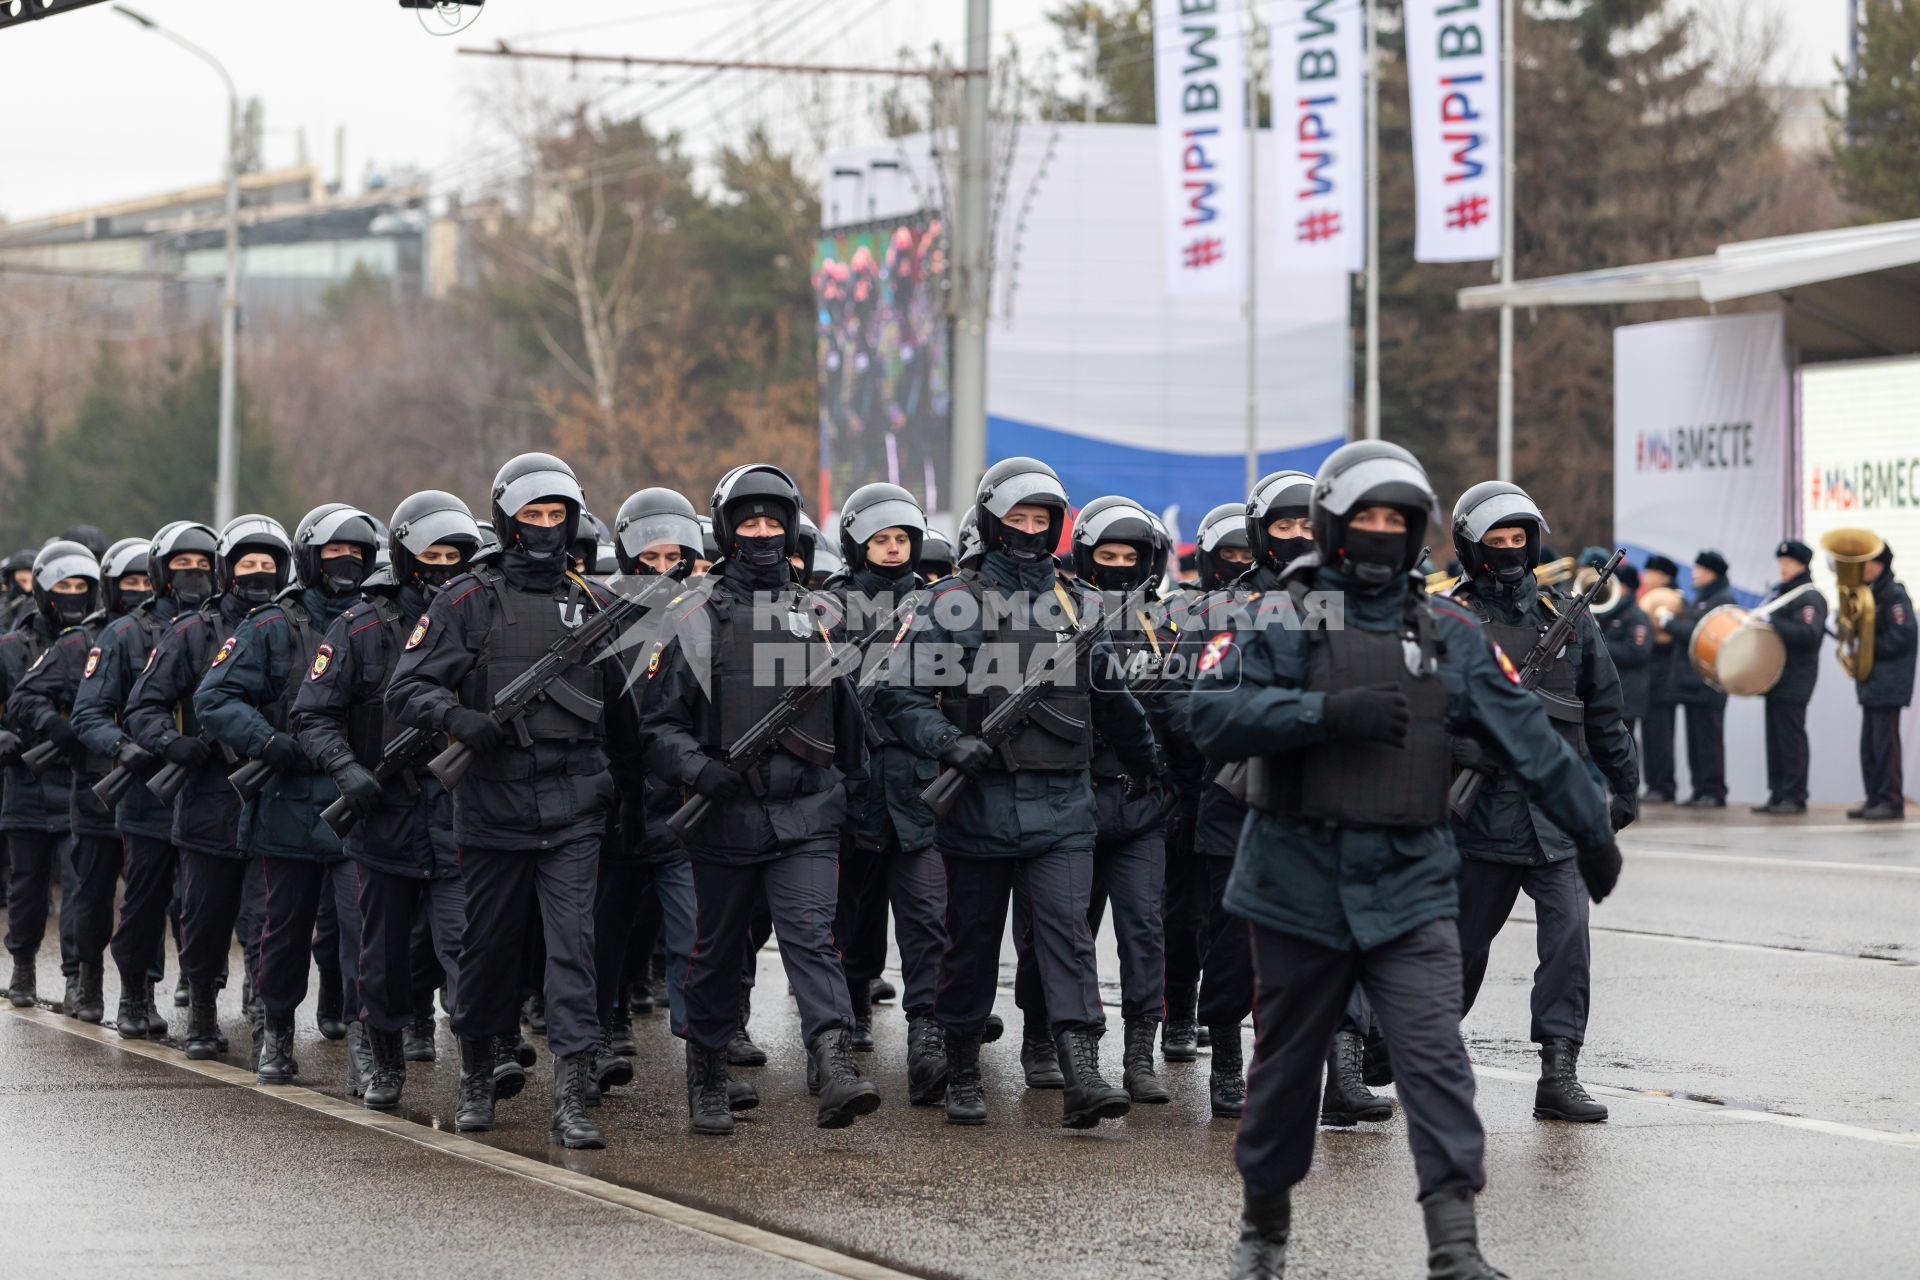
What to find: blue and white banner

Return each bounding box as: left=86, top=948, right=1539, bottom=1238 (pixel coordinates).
left=1404, top=0, right=1503, bottom=263
left=1153, top=0, right=1248, bottom=296
left=1271, top=0, right=1365, bottom=274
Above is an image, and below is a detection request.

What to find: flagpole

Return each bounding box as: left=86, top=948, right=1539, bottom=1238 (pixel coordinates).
left=1496, top=0, right=1515, bottom=480
left=1244, top=8, right=1261, bottom=494
left=1363, top=0, right=1380, bottom=440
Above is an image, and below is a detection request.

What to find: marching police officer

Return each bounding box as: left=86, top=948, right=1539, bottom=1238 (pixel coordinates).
left=0, top=548, right=37, bottom=631
left=1190, top=441, right=1621, bottom=1280
left=1851, top=544, right=1914, bottom=821
left=1756, top=540, right=1826, bottom=815
left=918, top=527, right=956, bottom=581
left=126, top=514, right=290, bottom=1059
left=875, top=457, right=1158, bottom=1129
left=197, top=504, right=379, bottom=1090
left=292, top=492, right=483, bottom=1109
left=387, top=452, right=636, bottom=1150
left=642, top=464, right=878, bottom=1136
left=1446, top=483, right=1639, bottom=1124
left=81, top=522, right=221, bottom=1040
left=2, top=540, right=99, bottom=1011
left=1662, top=551, right=1735, bottom=807
left=1638, top=554, right=1683, bottom=803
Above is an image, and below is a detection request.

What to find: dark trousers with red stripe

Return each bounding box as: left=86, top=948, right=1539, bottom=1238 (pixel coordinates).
left=5, top=832, right=65, bottom=964
left=66, top=835, right=123, bottom=967
left=1763, top=697, right=1811, bottom=807
left=1861, top=705, right=1906, bottom=811
left=110, top=834, right=178, bottom=991
left=254, top=856, right=360, bottom=1021
left=456, top=837, right=600, bottom=1058
left=355, top=861, right=464, bottom=1032
left=1642, top=701, right=1677, bottom=795
left=177, top=849, right=254, bottom=990
left=1683, top=702, right=1727, bottom=801
left=837, top=825, right=947, bottom=1021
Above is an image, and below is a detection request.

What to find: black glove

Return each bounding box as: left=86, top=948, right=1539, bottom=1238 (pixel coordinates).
left=330, top=761, right=382, bottom=817
left=113, top=739, right=154, bottom=771
left=1322, top=684, right=1411, bottom=747
left=1123, top=772, right=1156, bottom=802
left=1449, top=735, right=1492, bottom=772
left=444, top=708, right=506, bottom=754
left=163, top=736, right=212, bottom=770
left=261, top=733, right=305, bottom=772
left=1608, top=792, right=1638, bottom=832
left=1576, top=837, right=1623, bottom=904
left=44, top=718, right=82, bottom=756
left=939, top=735, right=994, bottom=776
left=692, top=759, right=746, bottom=801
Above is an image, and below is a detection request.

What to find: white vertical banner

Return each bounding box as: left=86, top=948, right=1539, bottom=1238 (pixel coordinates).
left=1153, top=0, right=1248, bottom=296
left=1404, top=0, right=1503, bottom=263
left=1270, top=0, right=1365, bottom=273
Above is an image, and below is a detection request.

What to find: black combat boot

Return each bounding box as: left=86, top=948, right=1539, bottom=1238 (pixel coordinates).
left=73, top=962, right=105, bottom=1024
left=1196, top=1024, right=1212, bottom=1048
left=726, top=1077, right=760, bottom=1111
left=1162, top=982, right=1199, bottom=1063
left=906, top=1016, right=949, bottom=1106
left=314, top=966, right=346, bottom=1040
left=403, top=990, right=437, bottom=1062
left=628, top=978, right=655, bottom=1018
left=1534, top=1037, right=1608, bottom=1122
left=183, top=982, right=222, bottom=1060
left=944, top=1033, right=987, bottom=1126
left=592, top=1025, right=634, bottom=1094
left=491, top=1035, right=528, bottom=1102
left=550, top=1052, right=606, bottom=1149
left=1209, top=1025, right=1246, bottom=1118
left=1055, top=1028, right=1131, bottom=1129
left=509, top=1034, right=537, bottom=1069
left=363, top=1025, right=406, bottom=1111
left=115, top=982, right=150, bottom=1040
left=344, top=1021, right=375, bottom=1099
left=1422, top=1186, right=1510, bottom=1279
left=982, top=1012, right=1005, bottom=1043
left=1362, top=1023, right=1394, bottom=1087
left=143, top=979, right=168, bottom=1040
left=848, top=979, right=876, bottom=1053
left=522, top=991, right=547, bottom=1035
left=727, top=991, right=766, bottom=1067
left=1122, top=1018, right=1171, bottom=1103
left=455, top=1036, right=497, bottom=1132
left=1229, top=1188, right=1290, bottom=1279
left=1321, top=1029, right=1393, bottom=1126
left=685, top=1042, right=735, bottom=1137
left=808, top=1027, right=882, bottom=1129
left=1021, top=1031, right=1065, bottom=1089
left=607, top=1001, right=637, bottom=1056
left=173, top=973, right=190, bottom=1008
left=256, top=1016, right=298, bottom=1085
left=63, top=970, right=82, bottom=1018
left=869, top=976, right=897, bottom=1004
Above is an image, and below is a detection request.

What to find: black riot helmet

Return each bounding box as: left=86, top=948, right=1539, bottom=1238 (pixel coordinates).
left=955, top=507, right=984, bottom=569
left=975, top=456, right=1069, bottom=564
left=151, top=521, right=221, bottom=606
left=1070, top=495, right=1158, bottom=591
left=217, top=514, right=294, bottom=605
left=1451, top=481, right=1549, bottom=588
left=572, top=509, right=611, bottom=572
left=614, top=487, right=701, bottom=578
left=473, top=521, right=502, bottom=564
left=1247, top=469, right=1315, bottom=571
left=1195, top=502, right=1252, bottom=590
left=696, top=516, right=719, bottom=565
left=61, top=523, right=108, bottom=559
left=795, top=513, right=822, bottom=580
left=917, top=527, right=955, bottom=579
left=1309, top=441, right=1445, bottom=585
left=389, top=490, right=481, bottom=596
left=1145, top=512, right=1173, bottom=587
left=489, top=452, right=585, bottom=550
left=99, top=537, right=151, bottom=615
left=31, top=539, right=101, bottom=627
left=710, top=464, right=804, bottom=564
left=838, top=482, right=927, bottom=574
left=2, top=548, right=37, bottom=597
left=293, top=503, right=381, bottom=597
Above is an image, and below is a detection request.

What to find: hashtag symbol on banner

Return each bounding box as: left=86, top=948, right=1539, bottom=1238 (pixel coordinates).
left=1446, top=195, right=1490, bottom=229
left=1182, top=237, right=1225, bottom=269
left=1297, top=210, right=1341, bottom=243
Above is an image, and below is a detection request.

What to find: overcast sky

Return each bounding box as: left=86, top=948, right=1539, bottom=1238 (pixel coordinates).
left=1, top=0, right=1852, bottom=221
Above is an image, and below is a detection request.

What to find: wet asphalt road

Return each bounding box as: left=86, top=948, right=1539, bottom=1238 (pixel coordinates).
left=1, top=804, right=1916, bottom=1279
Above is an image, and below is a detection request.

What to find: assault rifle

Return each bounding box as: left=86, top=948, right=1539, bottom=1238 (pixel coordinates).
left=22, top=738, right=65, bottom=775
left=319, top=726, right=439, bottom=838
left=145, top=735, right=239, bottom=806
left=1446, top=548, right=1626, bottom=820
left=91, top=743, right=155, bottom=809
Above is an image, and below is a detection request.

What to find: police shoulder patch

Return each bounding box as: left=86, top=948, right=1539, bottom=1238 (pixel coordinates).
left=307, top=643, right=333, bottom=681
left=83, top=647, right=102, bottom=679
left=1490, top=640, right=1522, bottom=685
left=404, top=615, right=430, bottom=651
left=210, top=635, right=237, bottom=669
left=645, top=644, right=662, bottom=679
left=1197, top=631, right=1234, bottom=674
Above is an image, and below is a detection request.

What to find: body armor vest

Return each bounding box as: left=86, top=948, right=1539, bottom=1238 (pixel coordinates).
left=697, top=585, right=837, bottom=767
left=177, top=602, right=228, bottom=737
left=1454, top=584, right=1586, bottom=755
left=346, top=596, right=412, bottom=766
left=271, top=597, right=324, bottom=732
left=459, top=566, right=606, bottom=745
left=1255, top=584, right=1451, bottom=828
left=1084, top=589, right=1165, bottom=780
left=948, top=572, right=1092, bottom=773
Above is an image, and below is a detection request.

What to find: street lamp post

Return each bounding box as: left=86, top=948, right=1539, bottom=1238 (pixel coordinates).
left=115, top=4, right=240, bottom=525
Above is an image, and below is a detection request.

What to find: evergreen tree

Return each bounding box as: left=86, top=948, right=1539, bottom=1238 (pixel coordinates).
left=1833, top=0, right=1920, bottom=219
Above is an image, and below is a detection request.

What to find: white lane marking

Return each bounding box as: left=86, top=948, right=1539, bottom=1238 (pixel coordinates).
left=7, top=1007, right=922, bottom=1280
left=1626, top=847, right=1920, bottom=877
left=1469, top=1064, right=1920, bottom=1150
left=1636, top=824, right=1908, bottom=837
left=1506, top=916, right=1917, bottom=966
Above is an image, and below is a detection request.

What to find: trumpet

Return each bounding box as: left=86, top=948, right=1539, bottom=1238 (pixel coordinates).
left=1822, top=527, right=1883, bottom=682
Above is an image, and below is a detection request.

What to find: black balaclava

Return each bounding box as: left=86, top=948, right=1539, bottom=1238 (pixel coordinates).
left=502, top=508, right=574, bottom=593
left=117, top=578, right=153, bottom=614
left=414, top=562, right=461, bottom=595
left=170, top=567, right=216, bottom=609
left=1088, top=544, right=1152, bottom=594
left=1333, top=519, right=1410, bottom=587
left=1471, top=521, right=1536, bottom=604
left=230, top=555, right=281, bottom=605
left=318, top=551, right=368, bottom=597
left=49, top=589, right=92, bottom=627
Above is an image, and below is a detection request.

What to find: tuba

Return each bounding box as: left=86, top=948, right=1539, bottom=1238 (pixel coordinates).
left=1822, top=528, right=1884, bottom=682
left=1575, top=563, right=1626, bottom=618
